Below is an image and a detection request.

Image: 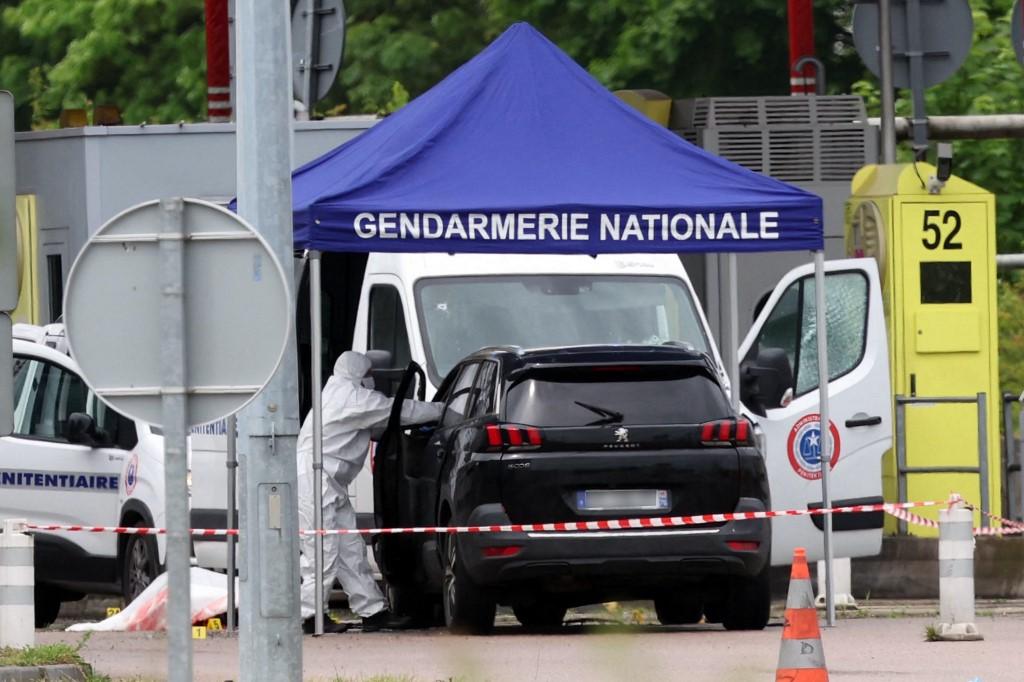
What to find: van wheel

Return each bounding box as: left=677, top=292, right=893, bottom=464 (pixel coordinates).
left=722, top=564, right=771, bottom=631
left=513, top=602, right=566, bottom=629
left=654, top=592, right=704, bottom=625
left=122, top=529, right=160, bottom=604
left=34, top=586, right=62, bottom=628
left=442, top=535, right=495, bottom=634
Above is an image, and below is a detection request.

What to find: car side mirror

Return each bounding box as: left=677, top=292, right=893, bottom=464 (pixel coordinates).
left=740, top=347, right=794, bottom=417
left=66, top=412, right=99, bottom=446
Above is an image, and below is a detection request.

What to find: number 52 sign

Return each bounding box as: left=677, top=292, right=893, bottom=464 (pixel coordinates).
left=920, top=208, right=963, bottom=251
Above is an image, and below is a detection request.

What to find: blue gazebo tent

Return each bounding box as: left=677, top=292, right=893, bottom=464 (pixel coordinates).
left=289, top=22, right=822, bottom=254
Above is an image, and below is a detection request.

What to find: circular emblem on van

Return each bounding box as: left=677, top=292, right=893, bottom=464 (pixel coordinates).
left=125, top=453, right=139, bottom=495
left=786, top=414, right=841, bottom=481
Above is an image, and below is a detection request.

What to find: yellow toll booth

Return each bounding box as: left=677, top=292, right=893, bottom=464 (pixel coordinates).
left=845, top=163, right=999, bottom=534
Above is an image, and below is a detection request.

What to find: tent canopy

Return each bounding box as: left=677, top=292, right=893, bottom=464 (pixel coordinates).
left=291, top=22, right=823, bottom=255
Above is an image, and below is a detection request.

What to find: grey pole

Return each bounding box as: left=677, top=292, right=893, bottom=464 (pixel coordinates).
left=904, top=0, right=929, bottom=156
left=301, top=0, right=317, bottom=112
left=159, top=198, right=192, bottom=682
left=878, top=0, right=897, bottom=164
left=226, top=413, right=237, bottom=633
left=309, top=250, right=326, bottom=635
left=726, top=253, right=740, bottom=414
left=813, top=250, right=835, bottom=626
left=236, top=1, right=303, bottom=679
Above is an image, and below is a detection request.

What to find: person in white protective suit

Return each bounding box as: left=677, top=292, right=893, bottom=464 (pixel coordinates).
left=297, top=351, right=443, bottom=634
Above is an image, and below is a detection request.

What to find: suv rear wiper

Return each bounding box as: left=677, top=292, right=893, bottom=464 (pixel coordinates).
left=574, top=401, right=624, bottom=426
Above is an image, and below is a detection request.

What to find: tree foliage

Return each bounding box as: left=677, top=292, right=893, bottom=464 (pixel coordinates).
left=0, top=0, right=206, bottom=129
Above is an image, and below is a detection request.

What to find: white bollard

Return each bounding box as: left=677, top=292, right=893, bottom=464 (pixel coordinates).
left=816, top=557, right=858, bottom=609
left=935, top=502, right=983, bottom=641
left=0, top=518, right=35, bottom=648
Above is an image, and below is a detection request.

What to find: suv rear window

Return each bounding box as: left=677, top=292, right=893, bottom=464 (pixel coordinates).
left=504, top=368, right=731, bottom=427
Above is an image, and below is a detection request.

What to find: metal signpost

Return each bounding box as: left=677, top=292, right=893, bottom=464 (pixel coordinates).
left=853, top=0, right=973, bottom=156
left=236, top=2, right=304, bottom=679
left=292, top=0, right=346, bottom=112
left=0, top=92, right=15, bottom=437
left=64, top=198, right=289, bottom=682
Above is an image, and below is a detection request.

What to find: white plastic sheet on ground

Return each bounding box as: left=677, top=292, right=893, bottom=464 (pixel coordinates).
left=67, top=567, right=237, bottom=632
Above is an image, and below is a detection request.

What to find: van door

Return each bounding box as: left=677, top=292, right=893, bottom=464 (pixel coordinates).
left=738, top=258, right=891, bottom=565
left=0, top=355, right=125, bottom=576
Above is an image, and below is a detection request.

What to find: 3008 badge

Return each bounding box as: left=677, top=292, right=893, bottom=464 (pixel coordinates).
left=786, top=413, right=841, bottom=480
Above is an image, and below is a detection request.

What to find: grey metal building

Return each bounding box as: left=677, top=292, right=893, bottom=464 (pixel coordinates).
left=15, top=118, right=376, bottom=323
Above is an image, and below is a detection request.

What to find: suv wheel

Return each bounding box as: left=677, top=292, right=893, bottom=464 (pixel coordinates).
left=654, top=592, right=703, bottom=625
left=122, top=527, right=160, bottom=604
left=513, top=602, right=567, bottom=629
left=442, top=535, right=495, bottom=634
left=722, top=563, right=771, bottom=631
left=34, top=586, right=62, bottom=628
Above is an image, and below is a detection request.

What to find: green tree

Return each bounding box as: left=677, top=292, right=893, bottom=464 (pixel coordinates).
left=321, top=0, right=488, bottom=115
left=999, top=276, right=1024, bottom=393
left=0, top=0, right=206, bottom=128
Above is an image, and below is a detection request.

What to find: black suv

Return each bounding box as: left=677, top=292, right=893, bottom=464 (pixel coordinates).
left=372, top=345, right=770, bottom=634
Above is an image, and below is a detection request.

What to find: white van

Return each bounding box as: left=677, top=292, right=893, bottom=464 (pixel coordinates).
left=303, top=251, right=891, bottom=567
left=1, top=324, right=231, bottom=625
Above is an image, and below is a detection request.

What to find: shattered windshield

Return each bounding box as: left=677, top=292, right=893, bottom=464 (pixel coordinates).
left=415, top=275, right=710, bottom=383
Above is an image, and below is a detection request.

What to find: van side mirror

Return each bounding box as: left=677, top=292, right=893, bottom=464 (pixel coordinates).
left=740, top=347, right=793, bottom=417
left=65, top=412, right=109, bottom=447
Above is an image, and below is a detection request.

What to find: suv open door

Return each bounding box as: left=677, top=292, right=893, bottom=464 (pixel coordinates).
left=739, top=258, right=892, bottom=566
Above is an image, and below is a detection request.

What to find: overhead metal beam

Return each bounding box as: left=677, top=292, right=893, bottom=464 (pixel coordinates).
left=867, top=115, right=1024, bottom=140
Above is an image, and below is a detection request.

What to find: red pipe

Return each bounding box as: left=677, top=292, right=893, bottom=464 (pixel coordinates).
left=205, top=0, right=232, bottom=121
left=787, top=0, right=816, bottom=96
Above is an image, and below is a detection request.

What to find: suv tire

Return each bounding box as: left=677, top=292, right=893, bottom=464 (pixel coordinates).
left=513, top=602, right=567, bottom=629
left=34, top=586, right=62, bottom=628
left=122, top=526, right=160, bottom=604
left=654, top=592, right=704, bottom=625
left=722, top=563, right=771, bottom=631
left=442, top=535, right=495, bottom=634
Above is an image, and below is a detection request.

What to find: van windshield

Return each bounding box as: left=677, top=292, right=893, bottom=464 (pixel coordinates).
left=415, top=275, right=711, bottom=383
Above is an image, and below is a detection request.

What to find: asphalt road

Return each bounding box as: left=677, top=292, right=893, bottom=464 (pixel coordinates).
left=39, top=607, right=1024, bottom=681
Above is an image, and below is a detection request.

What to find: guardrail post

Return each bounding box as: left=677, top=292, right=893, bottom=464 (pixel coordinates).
left=0, top=518, right=34, bottom=648
left=977, top=393, right=989, bottom=529
left=895, top=396, right=907, bottom=535
left=1002, top=393, right=1016, bottom=520
left=935, top=500, right=982, bottom=641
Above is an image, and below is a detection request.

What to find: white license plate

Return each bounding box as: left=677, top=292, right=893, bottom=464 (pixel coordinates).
left=576, top=489, right=669, bottom=511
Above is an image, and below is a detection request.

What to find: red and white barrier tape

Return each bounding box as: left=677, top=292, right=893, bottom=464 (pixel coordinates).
left=884, top=499, right=1024, bottom=537
left=24, top=500, right=941, bottom=537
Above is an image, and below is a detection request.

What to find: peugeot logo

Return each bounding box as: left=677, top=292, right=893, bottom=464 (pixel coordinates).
left=614, top=427, right=629, bottom=443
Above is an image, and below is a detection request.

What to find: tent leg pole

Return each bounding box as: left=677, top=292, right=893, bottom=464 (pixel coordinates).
left=310, top=250, right=325, bottom=636
left=727, top=253, right=740, bottom=414
left=814, top=250, right=835, bottom=627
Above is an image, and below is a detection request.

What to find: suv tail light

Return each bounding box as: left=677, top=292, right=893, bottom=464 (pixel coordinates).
left=700, top=419, right=753, bottom=447
left=485, top=423, right=542, bottom=450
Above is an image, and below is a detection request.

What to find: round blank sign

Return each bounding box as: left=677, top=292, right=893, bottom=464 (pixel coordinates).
left=852, top=0, right=973, bottom=89
left=64, top=198, right=290, bottom=427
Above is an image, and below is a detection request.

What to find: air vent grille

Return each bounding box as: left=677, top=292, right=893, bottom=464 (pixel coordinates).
left=674, top=96, right=871, bottom=183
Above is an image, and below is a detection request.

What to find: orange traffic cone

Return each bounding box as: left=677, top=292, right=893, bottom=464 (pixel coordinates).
left=776, top=547, right=829, bottom=681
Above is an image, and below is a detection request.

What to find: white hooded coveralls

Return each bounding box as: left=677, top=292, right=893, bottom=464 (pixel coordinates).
left=297, top=351, right=443, bottom=619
